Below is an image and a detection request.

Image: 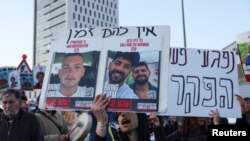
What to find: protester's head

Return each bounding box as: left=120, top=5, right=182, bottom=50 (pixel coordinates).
left=179, top=117, right=202, bottom=136
left=58, top=53, right=85, bottom=90
left=132, top=62, right=150, bottom=85
left=10, top=76, right=15, bottom=82
left=109, top=52, right=140, bottom=85
left=116, top=112, right=150, bottom=140
left=20, top=95, right=29, bottom=111
left=36, top=71, right=44, bottom=83
left=2, top=89, right=21, bottom=118
left=244, top=97, right=250, bottom=112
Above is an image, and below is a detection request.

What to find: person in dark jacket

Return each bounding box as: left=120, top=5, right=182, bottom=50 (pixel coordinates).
left=235, top=95, right=250, bottom=125
left=150, top=114, right=207, bottom=141
left=91, top=94, right=150, bottom=141
left=0, top=89, right=44, bottom=141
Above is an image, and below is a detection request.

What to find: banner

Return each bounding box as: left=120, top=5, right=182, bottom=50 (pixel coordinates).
left=166, top=48, right=241, bottom=118
left=39, top=26, right=170, bottom=113
left=237, top=31, right=250, bottom=82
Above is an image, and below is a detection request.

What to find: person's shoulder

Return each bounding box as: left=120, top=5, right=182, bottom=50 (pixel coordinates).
left=21, top=110, right=40, bottom=121
left=148, top=82, right=158, bottom=90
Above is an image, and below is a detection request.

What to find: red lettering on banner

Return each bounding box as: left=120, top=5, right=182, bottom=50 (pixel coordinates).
left=109, top=100, right=117, bottom=107
left=57, top=98, right=70, bottom=107
left=116, top=100, right=132, bottom=109
left=46, top=98, right=56, bottom=106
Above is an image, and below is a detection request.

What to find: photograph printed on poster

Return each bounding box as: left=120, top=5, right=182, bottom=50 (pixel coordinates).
left=45, top=51, right=100, bottom=109
left=103, top=50, right=160, bottom=112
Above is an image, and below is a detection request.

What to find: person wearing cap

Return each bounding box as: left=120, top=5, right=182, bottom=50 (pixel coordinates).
left=105, top=51, right=140, bottom=99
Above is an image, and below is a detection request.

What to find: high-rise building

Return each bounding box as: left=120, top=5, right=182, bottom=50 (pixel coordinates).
left=33, top=0, right=118, bottom=65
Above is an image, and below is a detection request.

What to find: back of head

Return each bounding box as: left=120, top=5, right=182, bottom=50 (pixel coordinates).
left=137, top=113, right=151, bottom=141
left=179, top=117, right=200, bottom=136
left=63, top=53, right=84, bottom=62
left=21, top=95, right=28, bottom=101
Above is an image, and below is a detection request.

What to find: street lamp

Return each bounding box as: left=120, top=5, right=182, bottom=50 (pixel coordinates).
left=181, top=0, right=187, bottom=48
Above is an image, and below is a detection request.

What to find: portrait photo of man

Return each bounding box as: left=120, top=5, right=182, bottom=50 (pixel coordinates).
left=103, top=51, right=140, bottom=99
left=46, top=52, right=100, bottom=98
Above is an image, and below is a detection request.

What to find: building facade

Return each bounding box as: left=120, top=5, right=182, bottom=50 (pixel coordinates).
left=33, top=0, right=118, bottom=65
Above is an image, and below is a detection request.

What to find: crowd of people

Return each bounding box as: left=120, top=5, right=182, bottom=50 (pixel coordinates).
left=1, top=52, right=250, bottom=141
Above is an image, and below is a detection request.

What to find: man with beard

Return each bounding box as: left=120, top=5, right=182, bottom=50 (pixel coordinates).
left=105, top=51, right=140, bottom=99
left=0, top=89, right=44, bottom=141
left=47, top=53, right=94, bottom=97
left=131, top=62, right=158, bottom=99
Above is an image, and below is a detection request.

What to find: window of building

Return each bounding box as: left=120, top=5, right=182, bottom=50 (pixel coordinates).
left=88, top=1, right=90, bottom=7
left=73, top=13, right=75, bottom=19
left=80, top=6, right=82, bottom=12
left=97, top=4, right=99, bottom=10
left=78, top=14, right=80, bottom=20
left=92, top=3, right=94, bottom=9
left=92, top=19, right=95, bottom=24
left=78, top=0, right=81, bottom=4
left=89, top=9, right=92, bottom=16
left=75, top=22, right=77, bottom=28
left=75, top=5, right=77, bottom=12
left=94, top=11, right=96, bottom=17
left=83, top=15, right=85, bottom=21
left=88, top=17, right=90, bottom=23
left=85, top=8, right=87, bottom=14
left=80, top=23, right=82, bottom=28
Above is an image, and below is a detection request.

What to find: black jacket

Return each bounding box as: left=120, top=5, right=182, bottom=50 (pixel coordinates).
left=0, top=109, right=44, bottom=141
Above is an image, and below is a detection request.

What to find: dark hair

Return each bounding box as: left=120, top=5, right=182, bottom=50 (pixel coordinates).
left=36, top=71, right=44, bottom=78
left=137, top=113, right=151, bottom=141
left=179, top=117, right=201, bottom=136
left=62, top=53, right=84, bottom=62
left=244, top=97, right=250, bottom=101
left=21, top=95, right=28, bottom=101
left=113, top=52, right=140, bottom=67
left=116, top=112, right=150, bottom=141
left=3, top=89, right=21, bottom=100
left=133, top=62, right=149, bottom=70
